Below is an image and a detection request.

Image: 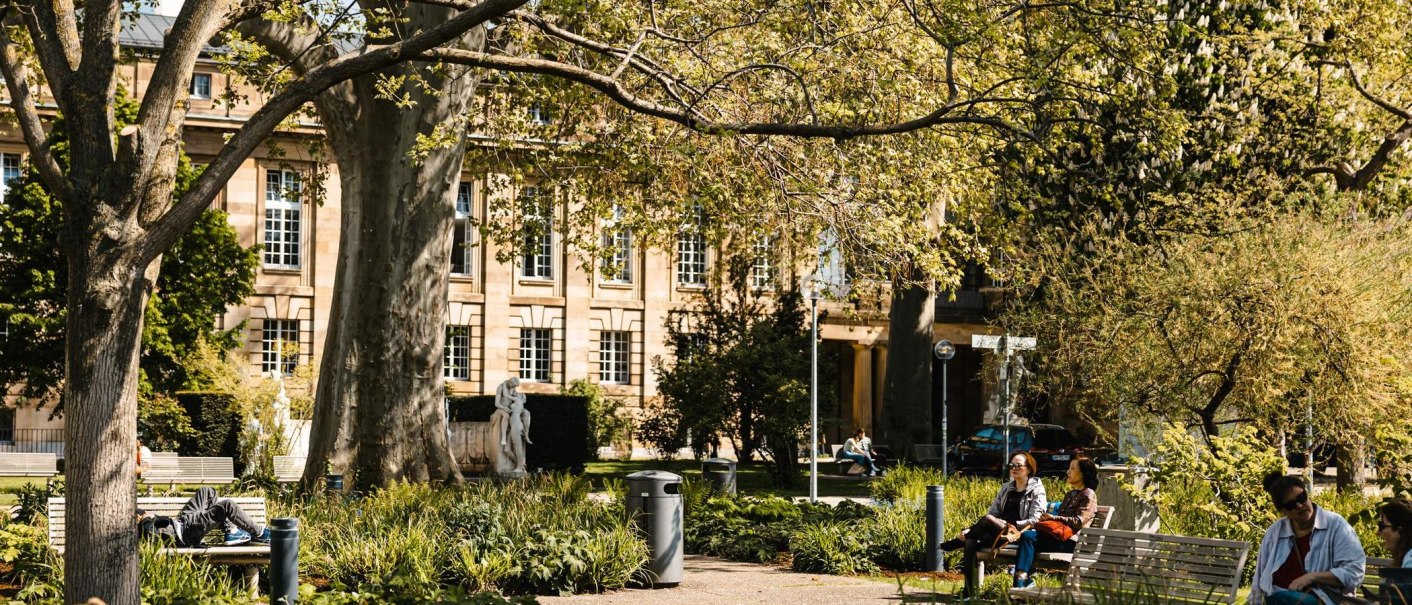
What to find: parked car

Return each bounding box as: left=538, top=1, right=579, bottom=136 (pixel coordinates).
left=949, top=423, right=1085, bottom=476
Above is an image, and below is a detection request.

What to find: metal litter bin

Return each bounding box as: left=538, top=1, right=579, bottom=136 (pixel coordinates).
left=701, top=458, right=737, bottom=495
left=624, top=470, right=684, bottom=587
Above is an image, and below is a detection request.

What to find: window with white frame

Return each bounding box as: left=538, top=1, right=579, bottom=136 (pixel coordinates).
left=263, top=169, right=302, bottom=269
left=599, top=331, right=631, bottom=384
left=520, top=187, right=553, bottom=279
left=1, top=153, right=22, bottom=199
left=261, top=319, right=300, bottom=376
left=190, top=73, right=212, bottom=99
left=450, top=182, right=474, bottom=276
left=528, top=104, right=551, bottom=125
left=444, top=325, right=471, bottom=380
left=676, top=206, right=707, bottom=286
left=602, top=204, right=632, bottom=283
left=750, top=235, right=774, bottom=289
left=519, top=328, right=552, bottom=382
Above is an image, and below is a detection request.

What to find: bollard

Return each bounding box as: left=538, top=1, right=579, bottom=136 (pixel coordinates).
left=325, top=474, right=343, bottom=494
left=924, top=485, right=945, bottom=572
left=269, top=518, right=300, bottom=605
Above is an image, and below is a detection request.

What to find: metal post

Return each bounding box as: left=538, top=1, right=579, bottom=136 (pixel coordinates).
left=270, top=517, right=300, bottom=604
left=941, top=360, right=949, bottom=477
left=1001, top=336, right=1011, bottom=467
left=809, top=294, right=819, bottom=504
left=924, top=485, right=945, bottom=572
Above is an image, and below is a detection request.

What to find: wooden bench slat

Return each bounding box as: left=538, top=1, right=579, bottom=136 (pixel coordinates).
left=1011, top=528, right=1249, bottom=604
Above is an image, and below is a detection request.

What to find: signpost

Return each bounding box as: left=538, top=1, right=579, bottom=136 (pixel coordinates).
left=971, top=334, right=1036, bottom=466
left=933, top=340, right=955, bottom=475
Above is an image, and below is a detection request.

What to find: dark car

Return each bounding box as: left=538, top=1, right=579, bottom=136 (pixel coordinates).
left=949, top=423, right=1085, bottom=477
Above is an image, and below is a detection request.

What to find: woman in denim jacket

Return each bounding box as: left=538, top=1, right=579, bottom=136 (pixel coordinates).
left=1249, top=474, right=1365, bottom=605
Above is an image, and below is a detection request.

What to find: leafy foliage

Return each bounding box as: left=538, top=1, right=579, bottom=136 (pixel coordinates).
left=562, top=379, right=634, bottom=460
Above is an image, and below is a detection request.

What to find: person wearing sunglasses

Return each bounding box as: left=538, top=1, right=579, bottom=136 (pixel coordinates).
left=940, top=452, right=1047, bottom=579
left=1250, top=473, right=1366, bottom=605
left=1377, top=499, right=1412, bottom=569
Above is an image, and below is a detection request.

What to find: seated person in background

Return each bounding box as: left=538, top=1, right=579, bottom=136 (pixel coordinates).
left=1377, top=499, right=1412, bottom=568
left=1012, top=456, right=1099, bottom=588
left=839, top=428, right=880, bottom=476
left=136, top=439, right=152, bottom=480
left=1249, top=473, right=1365, bottom=605
left=137, top=487, right=270, bottom=547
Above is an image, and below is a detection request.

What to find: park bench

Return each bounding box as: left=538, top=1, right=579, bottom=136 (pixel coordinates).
left=1008, top=528, right=1250, bottom=604
left=829, top=444, right=891, bottom=476
left=1344, top=557, right=1399, bottom=604
left=143, top=455, right=237, bottom=485
left=273, top=455, right=306, bottom=483
left=0, top=453, right=59, bottom=477
left=47, top=496, right=271, bottom=595
left=972, top=505, right=1115, bottom=581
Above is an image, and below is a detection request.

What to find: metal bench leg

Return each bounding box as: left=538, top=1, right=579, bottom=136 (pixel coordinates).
left=244, top=565, right=260, bottom=597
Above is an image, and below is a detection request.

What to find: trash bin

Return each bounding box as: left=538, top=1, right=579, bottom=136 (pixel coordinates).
left=624, top=470, right=684, bottom=587
left=701, top=458, right=736, bottom=495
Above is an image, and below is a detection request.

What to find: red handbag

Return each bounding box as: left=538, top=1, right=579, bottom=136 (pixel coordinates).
left=1035, top=519, right=1075, bottom=541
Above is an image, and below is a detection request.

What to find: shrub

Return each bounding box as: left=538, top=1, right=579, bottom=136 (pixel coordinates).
left=563, top=379, right=634, bottom=459
left=174, top=390, right=242, bottom=459
left=12, top=480, right=62, bottom=524
left=790, top=522, right=878, bottom=575
left=447, top=394, right=591, bottom=473
left=861, top=501, right=926, bottom=570
left=138, top=393, right=198, bottom=451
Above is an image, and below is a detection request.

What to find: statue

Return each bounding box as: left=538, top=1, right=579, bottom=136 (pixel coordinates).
left=491, top=378, right=533, bottom=475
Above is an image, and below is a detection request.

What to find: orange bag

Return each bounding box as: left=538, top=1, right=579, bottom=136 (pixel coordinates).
left=1035, top=519, right=1075, bottom=541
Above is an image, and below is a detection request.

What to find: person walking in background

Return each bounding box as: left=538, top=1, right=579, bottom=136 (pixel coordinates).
left=1249, top=474, right=1365, bottom=605
left=839, top=428, right=879, bottom=476
left=1377, top=499, right=1412, bottom=568
left=1013, top=456, right=1099, bottom=589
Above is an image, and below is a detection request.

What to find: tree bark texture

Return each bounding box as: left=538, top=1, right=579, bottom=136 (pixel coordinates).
left=880, top=274, right=935, bottom=460
left=300, top=8, right=483, bottom=491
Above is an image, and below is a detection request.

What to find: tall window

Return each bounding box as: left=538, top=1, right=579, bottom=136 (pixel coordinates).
left=750, top=235, right=774, bottom=289
left=190, top=73, right=212, bottom=99
left=519, top=328, right=552, bottom=382
left=450, top=182, right=474, bottom=276
left=263, top=169, right=302, bottom=269
left=444, top=325, right=471, bottom=380
left=676, top=206, right=707, bottom=286
left=528, top=104, right=551, bottom=125
left=1, top=153, right=21, bottom=198
left=602, top=204, right=632, bottom=283
left=261, top=319, right=300, bottom=376
left=520, top=187, right=553, bottom=279
left=599, top=331, right=631, bottom=384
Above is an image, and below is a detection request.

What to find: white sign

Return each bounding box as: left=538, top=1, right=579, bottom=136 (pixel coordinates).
left=971, top=335, right=1036, bottom=350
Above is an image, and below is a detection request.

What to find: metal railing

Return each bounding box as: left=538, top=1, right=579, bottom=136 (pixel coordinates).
left=0, top=428, right=65, bottom=456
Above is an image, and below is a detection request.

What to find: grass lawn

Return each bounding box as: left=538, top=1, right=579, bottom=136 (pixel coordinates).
left=582, top=458, right=875, bottom=498
left=0, top=476, right=50, bottom=506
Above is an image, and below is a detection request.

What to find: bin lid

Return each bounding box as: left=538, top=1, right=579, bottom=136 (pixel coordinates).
left=625, top=470, right=683, bottom=497
left=702, top=458, right=736, bottom=470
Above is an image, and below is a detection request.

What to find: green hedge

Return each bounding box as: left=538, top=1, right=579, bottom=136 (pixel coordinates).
left=448, top=394, right=590, bottom=474
left=173, top=391, right=242, bottom=469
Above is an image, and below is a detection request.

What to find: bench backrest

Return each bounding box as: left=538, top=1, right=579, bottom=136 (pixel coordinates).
left=1065, top=528, right=1250, bottom=603
left=1091, top=505, right=1114, bottom=530
left=1362, top=557, right=1397, bottom=600
left=143, top=456, right=235, bottom=483
left=272, top=456, right=306, bottom=482
left=0, top=453, right=59, bottom=475
left=47, top=496, right=268, bottom=550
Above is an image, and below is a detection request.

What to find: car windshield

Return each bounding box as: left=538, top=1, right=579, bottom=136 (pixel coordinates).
left=966, top=427, right=1030, bottom=449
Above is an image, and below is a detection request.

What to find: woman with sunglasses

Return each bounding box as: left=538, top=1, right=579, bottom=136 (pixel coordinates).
left=940, top=452, right=1047, bottom=576
left=1250, top=473, right=1366, bottom=605
left=1012, top=456, right=1099, bottom=589
left=1377, top=499, right=1412, bottom=568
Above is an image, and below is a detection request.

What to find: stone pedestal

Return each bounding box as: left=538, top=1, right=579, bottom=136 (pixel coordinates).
left=1097, top=465, right=1161, bottom=533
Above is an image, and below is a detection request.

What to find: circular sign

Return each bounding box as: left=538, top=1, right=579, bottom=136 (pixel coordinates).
left=933, top=339, right=956, bottom=360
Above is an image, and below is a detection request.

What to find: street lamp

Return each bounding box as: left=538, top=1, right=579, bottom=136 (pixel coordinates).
left=805, top=278, right=823, bottom=503
left=932, top=339, right=955, bottom=476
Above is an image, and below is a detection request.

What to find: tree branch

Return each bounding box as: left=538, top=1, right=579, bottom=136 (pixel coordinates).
left=421, top=48, right=1037, bottom=142
left=22, top=0, right=81, bottom=115
left=0, top=13, right=69, bottom=200
left=139, top=0, right=530, bottom=264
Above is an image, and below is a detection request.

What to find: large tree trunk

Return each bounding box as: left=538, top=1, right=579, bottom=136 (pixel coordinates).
left=62, top=242, right=156, bottom=604
left=880, top=274, right=935, bottom=460
left=301, top=9, right=482, bottom=491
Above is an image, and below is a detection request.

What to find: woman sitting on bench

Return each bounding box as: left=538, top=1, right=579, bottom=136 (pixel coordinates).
left=1376, top=498, right=1411, bottom=568
left=1012, top=456, right=1098, bottom=589
left=839, top=428, right=881, bottom=477
left=1249, top=473, right=1365, bottom=605
left=942, top=451, right=1047, bottom=577
left=137, top=487, right=271, bottom=547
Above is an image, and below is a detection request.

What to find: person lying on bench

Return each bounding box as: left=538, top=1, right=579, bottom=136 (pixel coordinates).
left=137, top=487, right=270, bottom=547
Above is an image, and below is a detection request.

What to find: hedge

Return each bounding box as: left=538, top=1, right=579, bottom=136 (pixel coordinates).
left=173, top=391, right=243, bottom=470
left=448, top=394, right=590, bottom=474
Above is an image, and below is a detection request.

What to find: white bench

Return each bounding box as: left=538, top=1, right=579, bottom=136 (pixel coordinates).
left=1009, top=528, right=1251, bottom=603
left=0, top=453, right=59, bottom=477
left=143, top=456, right=236, bottom=484
left=273, top=456, right=306, bottom=483
left=47, top=496, right=271, bottom=595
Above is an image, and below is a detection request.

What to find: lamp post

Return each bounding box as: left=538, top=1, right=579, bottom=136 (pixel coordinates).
left=806, top=279, right=822, bottom=503
left=932, top=340, right=955, bottom=476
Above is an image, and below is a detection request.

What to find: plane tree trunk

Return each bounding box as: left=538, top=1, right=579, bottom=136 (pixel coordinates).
left=880, top=272, right=935, bottom=460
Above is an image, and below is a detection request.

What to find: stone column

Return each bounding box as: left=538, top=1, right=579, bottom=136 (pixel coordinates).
left=850, top=344, right=873, bottom=432
left=872, top=345, right=888, bottom=431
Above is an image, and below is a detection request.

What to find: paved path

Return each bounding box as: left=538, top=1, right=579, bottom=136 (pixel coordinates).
left=539, top=555, right=943, bottom=605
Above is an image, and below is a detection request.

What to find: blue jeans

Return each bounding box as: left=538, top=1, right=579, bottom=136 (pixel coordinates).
left=1014, top=529, right=1076, bottom=576
left=1266, top=591, right=1320, bottom=605
left=840, top=451, right=878, bottom=474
